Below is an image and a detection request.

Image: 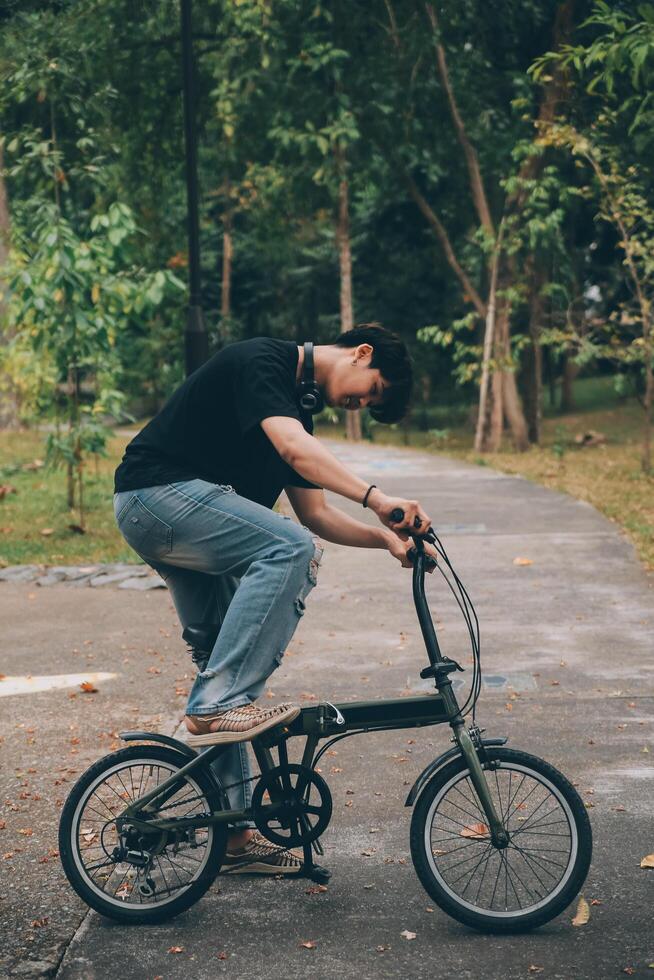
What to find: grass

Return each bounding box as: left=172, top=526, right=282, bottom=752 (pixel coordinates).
left=0, top=431, right=135, bottom=567
left=0, top=379, right=652, bottom=571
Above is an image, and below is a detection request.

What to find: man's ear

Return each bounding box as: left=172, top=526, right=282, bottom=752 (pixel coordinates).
left=355, top=343, right=374, bottom=363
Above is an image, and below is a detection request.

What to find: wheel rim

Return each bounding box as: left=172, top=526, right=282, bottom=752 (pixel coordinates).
left=70, top=757, right=215, bottom=911
left=423, top=762, right=578, bottom=917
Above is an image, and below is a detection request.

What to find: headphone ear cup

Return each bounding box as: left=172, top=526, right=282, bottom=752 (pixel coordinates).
left=297, top=341, right=324, bottom=414
left=297, top=381, right=324, bottom=414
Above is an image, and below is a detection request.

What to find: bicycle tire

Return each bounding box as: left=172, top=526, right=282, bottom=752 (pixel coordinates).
left=59, top=744, right=227, bottom=925
left=410, top=747, right=592, bottom=932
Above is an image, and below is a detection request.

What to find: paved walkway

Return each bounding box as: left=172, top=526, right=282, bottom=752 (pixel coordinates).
left=0, top=441, right=652, bottom=979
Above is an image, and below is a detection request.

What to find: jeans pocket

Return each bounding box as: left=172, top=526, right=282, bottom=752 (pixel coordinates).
left=116, top=495, right=173, bottom=558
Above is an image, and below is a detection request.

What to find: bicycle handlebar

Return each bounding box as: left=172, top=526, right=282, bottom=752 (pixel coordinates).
left=390, top=508, right=436, bottom=546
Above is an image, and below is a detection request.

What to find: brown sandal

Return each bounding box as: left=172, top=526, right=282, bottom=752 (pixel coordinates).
left=185, top=702, right=300, bottom=746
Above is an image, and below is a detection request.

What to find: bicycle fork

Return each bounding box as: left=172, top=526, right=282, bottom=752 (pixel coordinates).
left=452, top=722, right=509, bottom=848
left=435, top=675, right=509, bottom=849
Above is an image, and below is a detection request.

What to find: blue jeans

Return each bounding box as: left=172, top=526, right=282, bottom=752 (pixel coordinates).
left=113, top=479, right=323, bottom=827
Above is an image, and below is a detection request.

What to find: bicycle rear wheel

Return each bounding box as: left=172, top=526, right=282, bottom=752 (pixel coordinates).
left=410, top=747, right=592, bottom=932
left=59, top=744, right=227, bottom=924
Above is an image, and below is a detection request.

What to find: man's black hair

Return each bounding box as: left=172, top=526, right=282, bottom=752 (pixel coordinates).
left=334, top=323, right=413, bottom=424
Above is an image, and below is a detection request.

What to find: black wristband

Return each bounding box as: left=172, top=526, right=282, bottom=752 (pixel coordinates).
left=362, top=484, right=377, bottom=508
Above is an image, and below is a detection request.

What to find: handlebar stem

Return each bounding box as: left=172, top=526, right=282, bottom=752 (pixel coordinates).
left=411, top=548, right=444, bottom=667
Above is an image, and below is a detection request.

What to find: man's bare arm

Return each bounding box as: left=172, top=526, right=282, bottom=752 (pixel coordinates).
left=284, top=485, right=437, bottom=570
left=285, top=486, right=390, bottom=548
left=262, top=416, right=431, bottom=534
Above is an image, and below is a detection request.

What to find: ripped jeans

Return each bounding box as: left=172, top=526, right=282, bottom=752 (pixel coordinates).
left=113, top=479, right=323, bottom=827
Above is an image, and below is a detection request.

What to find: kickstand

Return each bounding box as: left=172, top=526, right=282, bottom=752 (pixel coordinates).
left=301, top=839, right=331, bottom=884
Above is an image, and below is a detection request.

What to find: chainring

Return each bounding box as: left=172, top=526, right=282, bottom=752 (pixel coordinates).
left=251, top=764, right=332, bottom=848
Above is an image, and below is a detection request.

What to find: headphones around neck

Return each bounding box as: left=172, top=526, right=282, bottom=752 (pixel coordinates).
left=296, top=341, right=325, bottom=415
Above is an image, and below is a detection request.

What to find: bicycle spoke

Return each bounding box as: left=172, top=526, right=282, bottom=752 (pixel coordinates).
left=501, top=850, right=523, bottom=910
left=458, top=844, right=495, bottom=898
left=431, top=837, right=490, bottom=858
left=450, top=783, right=486, bottom=824
left=473, top=845, right=494, bottom=904
left=488, top=851, right=504, bottom=909
left=511, top=841, right=562, bottom=880
left=433, top=809, right=489, bottom=834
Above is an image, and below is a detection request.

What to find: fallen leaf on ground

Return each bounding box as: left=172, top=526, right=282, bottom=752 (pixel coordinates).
left=572, top=896, right=590, bottom=926
left=513, top=557, right=533, bottom=566
left=80, top=681, right=97, bottom=693
left=528, top=967, right=544, bottom=974
left=401, top=930, right=417, bottom=940
left=217, top=952, right=228, bottom=960
left=590, top=899, right=602, bottom=906
left=299, top=940, right=317, bottom=949
left=460, top=823, right=489, bottom=839
left=640, top=854, right=654, bottom=869
left=167, top=946, right=184, bottom=954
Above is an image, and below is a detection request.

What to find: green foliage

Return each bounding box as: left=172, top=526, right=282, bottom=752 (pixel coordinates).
left=0, top=0, right=652, bottom=477
left=3, top=201, right=183, bottom=524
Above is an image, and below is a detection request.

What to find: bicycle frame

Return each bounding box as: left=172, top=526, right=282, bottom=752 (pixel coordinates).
left=118, top=539, right=509, bottom=851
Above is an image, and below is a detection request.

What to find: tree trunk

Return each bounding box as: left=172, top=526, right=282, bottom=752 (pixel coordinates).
left=425, top=3, right=494, bottom=237
left=523, top=262, right=545, bottom=443
left=486, top=369, right=504, bottom=452
left=221, top=225, right=232, bottom=320
left=422, top=6, right=530, bottom=450
left=643, top=321, right=652, bottom=474
left=475, top=221, right=503, bottom=451
left=0, top=143, right=19, bottom=429
left=335, top=145, right=361, bottom=442
left=495, top=300, right=530, bottom=451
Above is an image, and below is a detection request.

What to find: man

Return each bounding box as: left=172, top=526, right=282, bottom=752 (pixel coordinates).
left=113, top=323, right=435, bottom=873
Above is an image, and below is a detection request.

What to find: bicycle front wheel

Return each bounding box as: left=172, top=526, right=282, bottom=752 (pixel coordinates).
left=410, top=747, right=592, bottom=932
left=59, top=744, right=227, bottom=925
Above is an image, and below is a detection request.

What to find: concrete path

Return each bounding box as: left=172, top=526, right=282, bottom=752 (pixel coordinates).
left=1, top=441, right=652, bottom=979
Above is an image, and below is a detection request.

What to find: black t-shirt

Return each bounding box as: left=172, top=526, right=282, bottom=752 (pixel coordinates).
left=113, top=337, right=320, bottom=508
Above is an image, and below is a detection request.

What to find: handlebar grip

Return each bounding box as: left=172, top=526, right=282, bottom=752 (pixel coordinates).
left=391, top=507, right=423, bottom=530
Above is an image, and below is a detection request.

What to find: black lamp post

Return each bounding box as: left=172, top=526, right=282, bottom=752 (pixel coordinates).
left=180, top=0, right=209, bottom=376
